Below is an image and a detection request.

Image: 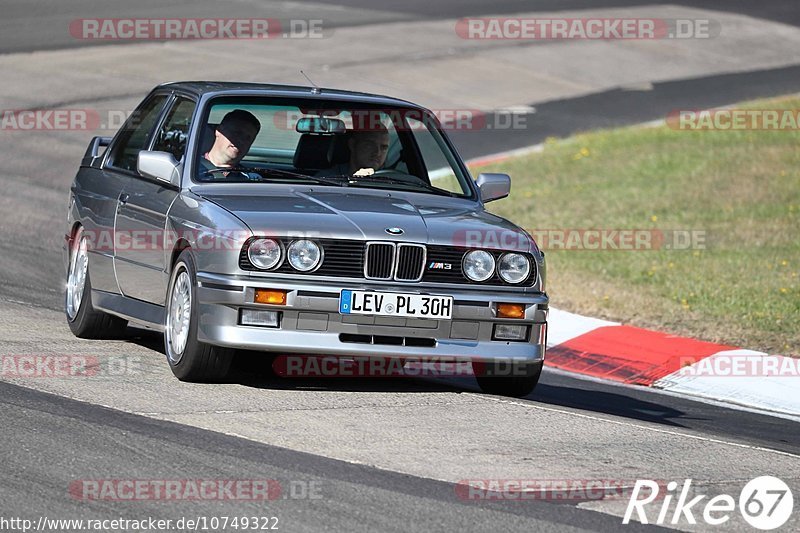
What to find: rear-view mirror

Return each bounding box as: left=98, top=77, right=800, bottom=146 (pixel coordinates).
left=296, top=117, right=346, bottom=134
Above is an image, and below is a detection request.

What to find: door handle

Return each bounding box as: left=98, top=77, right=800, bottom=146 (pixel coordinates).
left=118, top=192, right=129, bottom=205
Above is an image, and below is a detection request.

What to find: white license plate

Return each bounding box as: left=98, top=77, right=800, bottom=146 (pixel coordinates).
left=339, top=290, right=453, bottom=320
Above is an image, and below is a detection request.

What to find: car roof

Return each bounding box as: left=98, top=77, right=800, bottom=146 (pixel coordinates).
left=158, top=81, right=421, bottom=108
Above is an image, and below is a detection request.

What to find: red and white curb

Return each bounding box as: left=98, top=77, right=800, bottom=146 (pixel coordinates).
left=467, top=145, right=799, bottom=418
left=546, top=308, right=800, bottom=418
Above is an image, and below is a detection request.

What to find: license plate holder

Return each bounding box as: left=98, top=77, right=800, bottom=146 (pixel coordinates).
left=339, top=290, right=453, bottom=320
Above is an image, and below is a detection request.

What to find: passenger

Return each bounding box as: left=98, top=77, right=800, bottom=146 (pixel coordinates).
left=319, top=124, right=390, bottom=177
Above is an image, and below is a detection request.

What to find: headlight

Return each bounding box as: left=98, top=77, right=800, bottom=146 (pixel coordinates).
left=287, top=240, right=322, bottom=271
left=498, top=253, right=531, bottom=284
left=463, top=250, right=495, bottom=282
left=247, top=238, right=282, bottom=270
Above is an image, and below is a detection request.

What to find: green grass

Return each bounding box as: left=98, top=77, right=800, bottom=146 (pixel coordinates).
left=474, top=96, right=800, bottom=355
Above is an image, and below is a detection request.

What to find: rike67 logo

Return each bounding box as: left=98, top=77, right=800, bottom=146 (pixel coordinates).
left=624, top=476, right=794, bottom=530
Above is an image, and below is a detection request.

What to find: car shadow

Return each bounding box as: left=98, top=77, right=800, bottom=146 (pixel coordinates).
left=123, top=326, right=696, bottom=424
left=123, top=328, right=461, bottom=394
left=524, top=382, right=693, bottom=428
left=118, top=331, right=800, bottom=454
left=122, top=326, right=164, bottom=350
left=423, top=373, right=698, bottom=429
left=231, top=350, right=465, bottom=394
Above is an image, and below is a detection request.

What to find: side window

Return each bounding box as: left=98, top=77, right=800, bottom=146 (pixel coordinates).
left=109, top=94, right=168, bottom=172
left=153, top=97, right=196, bottom=161
left=405, top=117, right=467, bottom=195
left=384, top=127, right=408, bottom=173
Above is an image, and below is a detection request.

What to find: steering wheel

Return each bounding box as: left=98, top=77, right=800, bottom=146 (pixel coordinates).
left=202, top=167, right=260, bottom=181
left=371, top=168, right=426, bottom=184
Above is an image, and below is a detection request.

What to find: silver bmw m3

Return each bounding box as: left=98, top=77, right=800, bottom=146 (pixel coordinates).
left=64, top=82, right=548, bottom=396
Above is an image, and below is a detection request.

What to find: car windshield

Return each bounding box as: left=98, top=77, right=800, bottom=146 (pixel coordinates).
left=194, top=96, right=473, bottom=197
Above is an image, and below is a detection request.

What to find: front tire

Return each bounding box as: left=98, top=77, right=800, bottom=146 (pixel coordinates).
left=66, top=226, right=127, bottom=338
left=474, top=360, right=543, bottom=398
left=165, top=250, right=233, bottom=382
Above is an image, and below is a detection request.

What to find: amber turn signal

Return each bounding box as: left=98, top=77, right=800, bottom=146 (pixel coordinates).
left=496, top=302, right=525, bottom=319
left=254, top=289, right=287, bottom=305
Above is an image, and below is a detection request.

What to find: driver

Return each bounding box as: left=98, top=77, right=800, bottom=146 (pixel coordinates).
left=318, top=124, right=390, bottom=177
left=200, top=109, right=261, bottom=175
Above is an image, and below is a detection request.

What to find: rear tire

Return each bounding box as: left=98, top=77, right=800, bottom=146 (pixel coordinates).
left=164, top=249, right=233, bottom=382
left=474, top=360, right=543, bottom=398
left=66, top=227, right=128, bottom=338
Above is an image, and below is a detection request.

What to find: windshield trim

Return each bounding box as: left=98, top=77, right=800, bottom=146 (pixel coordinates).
left=186, top=95, right=478, bottom=201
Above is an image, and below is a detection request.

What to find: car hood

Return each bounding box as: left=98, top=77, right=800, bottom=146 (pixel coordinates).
left=191, top=185, right=533, bottom=252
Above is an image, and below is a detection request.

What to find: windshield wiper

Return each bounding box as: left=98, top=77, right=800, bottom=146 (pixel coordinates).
left=252, top=168, right=347, bottom=187
left=204, top=168, right=454, bottom=195
left=203, top=167, right=344, bottom=187
left=323, top=174, right=455, bottom=197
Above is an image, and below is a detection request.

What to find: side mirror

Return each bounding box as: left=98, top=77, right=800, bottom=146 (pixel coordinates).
left=138, top=150, right=181, bottom=187
left=476, top=173, right=511, bottom=203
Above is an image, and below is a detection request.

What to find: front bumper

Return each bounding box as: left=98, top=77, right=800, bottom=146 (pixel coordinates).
left=195, top=272, right=548, bottom=363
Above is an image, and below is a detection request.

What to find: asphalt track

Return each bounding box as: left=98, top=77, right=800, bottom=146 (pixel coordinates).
left=6, top=1, right=800, bottom=161
left=3, top=0, right=800, bottom=53
left=450, top=64, right=800, bottom=160
left=1, top=1, right=799, bottom=531
left=1, top=379, right=669, bottom=533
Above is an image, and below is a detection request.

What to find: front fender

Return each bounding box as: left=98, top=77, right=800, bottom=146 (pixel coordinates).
left=166, top=191, right=253, bottom=276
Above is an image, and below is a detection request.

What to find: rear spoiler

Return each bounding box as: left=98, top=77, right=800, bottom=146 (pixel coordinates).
left=81, top=136, right=112, bottom=168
